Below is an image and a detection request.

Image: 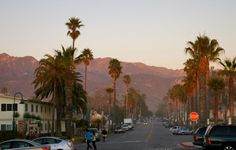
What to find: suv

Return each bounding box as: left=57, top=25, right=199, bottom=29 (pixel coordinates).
left=193, top=126, right=207, bottom=147
left=203, top=125, right=236, bottom=150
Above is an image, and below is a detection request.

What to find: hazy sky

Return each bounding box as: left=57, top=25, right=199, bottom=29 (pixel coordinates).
left=1, top=0, right=236, bottom=69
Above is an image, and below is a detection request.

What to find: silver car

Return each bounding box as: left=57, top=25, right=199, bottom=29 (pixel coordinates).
left=33, top=136, right=74, bottom=150
left=0, top=139, right=49, bottom=150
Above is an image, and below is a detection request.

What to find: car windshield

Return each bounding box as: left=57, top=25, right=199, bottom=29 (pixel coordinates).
left=1, top=1, right=235, bottom=150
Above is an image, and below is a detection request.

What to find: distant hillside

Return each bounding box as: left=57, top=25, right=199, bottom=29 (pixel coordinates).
left=0, top=53, right=184, bottom=111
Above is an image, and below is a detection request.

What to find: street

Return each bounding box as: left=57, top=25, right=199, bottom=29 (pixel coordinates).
left=75, top=120, right=200, bottom=150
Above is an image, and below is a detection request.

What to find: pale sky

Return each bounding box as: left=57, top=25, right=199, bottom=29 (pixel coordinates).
left=1, top=0, right=236, bottom=69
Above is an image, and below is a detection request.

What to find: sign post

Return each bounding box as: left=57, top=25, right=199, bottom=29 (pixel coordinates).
left=189, top=112, right=199, bottom=130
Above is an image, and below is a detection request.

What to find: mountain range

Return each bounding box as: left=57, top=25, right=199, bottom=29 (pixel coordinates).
left=0, top=53, right=184, bottom=111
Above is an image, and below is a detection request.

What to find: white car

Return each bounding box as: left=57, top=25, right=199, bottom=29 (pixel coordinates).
left=33, top=136, right=74, bottom=150
left=0, top=139, right=50, bottom=150
left=170, top=126, right=184, bottom=134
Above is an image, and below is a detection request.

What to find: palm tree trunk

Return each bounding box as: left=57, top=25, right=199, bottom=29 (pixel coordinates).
left=84, top=65, right=87, bottom=91
left=229, top=77, right=234, bottom=124
left=65, top=80, right=73, bottom=138
left=113, top=79, right=116, bottom=105
left=214, top=94, right=218, bottom=124
left=199, top=75, right=207, bottom=125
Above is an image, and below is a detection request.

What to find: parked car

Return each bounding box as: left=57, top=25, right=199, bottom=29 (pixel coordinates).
left=170, top=126, right=184, bottom=135
left=88, top=128, right=101, bottom=141
left=203, top=125, right=236, bottom=150
left=33, top=136, right=74, bottom=150
left=192, top=126, right=207, bottom=147
left=0, top=139, right=50, bottom=150
left=121, top=124, right=129, bottom=131
left=176, top=127, right=193, bottom=135
left=114, top=127, right=125, bottom=133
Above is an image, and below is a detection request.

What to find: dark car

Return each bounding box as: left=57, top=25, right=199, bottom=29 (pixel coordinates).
left=193, top=126, right=207, bottom=147
left=203, top=125, right=236, bottom=150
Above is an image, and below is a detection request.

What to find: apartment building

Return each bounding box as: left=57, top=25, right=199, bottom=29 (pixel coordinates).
left=0, top=94, right=65, bottom=135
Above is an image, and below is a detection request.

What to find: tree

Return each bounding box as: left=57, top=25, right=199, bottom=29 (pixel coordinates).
left=66, top=17, right=84, bottom=49
left=208, top=76, right=225, bottom=124
left=185, top=35, right=224, bottom=125
left=123, top=74, right=131, bottom=117
left=220, top=57, right=236, bottom=124
left=33, top=53, right=65, bottom=135
left=55, top=46, right=81, bottom=138
left=108, top=58, right=122, bottom=105
left=106, top=88, right=113, bottom=132
left=76, top=48, right=94, bottom=91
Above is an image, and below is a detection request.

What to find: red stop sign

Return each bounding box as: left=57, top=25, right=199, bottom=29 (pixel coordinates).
left=189, top=112, right=199, bottom=121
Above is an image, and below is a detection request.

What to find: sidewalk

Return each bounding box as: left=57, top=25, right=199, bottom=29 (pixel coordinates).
left=179, top=142, right=194, bottom=148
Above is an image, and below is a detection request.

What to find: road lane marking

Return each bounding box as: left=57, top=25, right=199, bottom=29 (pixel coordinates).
left=145, top=124, right=153, bottom=143
left=103, top=140, right=142, bottom=144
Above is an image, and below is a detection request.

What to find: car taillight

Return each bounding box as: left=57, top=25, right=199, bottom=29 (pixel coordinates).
left=42, top=146, right=50, bottom=150
left=193, top=135, right=198, bottom=141
left=207, top=137, right=211, bottom=145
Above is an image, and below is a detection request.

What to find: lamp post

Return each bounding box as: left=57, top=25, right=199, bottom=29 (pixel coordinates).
left=13, top=92, right=25, bottom=135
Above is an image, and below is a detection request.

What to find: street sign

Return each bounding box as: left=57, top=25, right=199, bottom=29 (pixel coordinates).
left=189, top=112, right=199, bottom=121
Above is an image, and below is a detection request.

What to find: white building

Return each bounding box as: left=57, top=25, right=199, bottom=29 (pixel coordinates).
left=0, top=94, right=66, bottom=136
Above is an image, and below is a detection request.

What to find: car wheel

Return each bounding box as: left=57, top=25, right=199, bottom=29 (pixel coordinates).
left=223, top=145, right=235, bottom=150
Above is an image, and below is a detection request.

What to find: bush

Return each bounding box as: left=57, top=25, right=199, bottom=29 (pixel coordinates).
left=71, top=136, right=85, bottom=144
left=0, top=131, right=16, bottom=142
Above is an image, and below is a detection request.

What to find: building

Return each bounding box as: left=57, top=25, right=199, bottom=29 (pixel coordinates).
left=0, top=94, right=66, bottom=136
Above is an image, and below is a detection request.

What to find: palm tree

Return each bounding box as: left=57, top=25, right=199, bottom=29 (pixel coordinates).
left=220, top=57, right=236, bottom=124
left=55, top=46, right=80, bottom=138
left=123, top=74, right=131, bottom=117
left=33, top=54, right=65, bottom=136
left=106, top=87, right=114, bottom=132
left=66, top=17, right=84, bottom=49
left=208, top=76, right=225, bottom=124
left=108, top=59, right=122, bottom=106
left=185, top=35, right=224, bottom=125
left=76, top=48, right=94, bottom=91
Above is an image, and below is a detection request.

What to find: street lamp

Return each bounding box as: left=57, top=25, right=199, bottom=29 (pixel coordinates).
left=13, top=92, right=25, bottom=135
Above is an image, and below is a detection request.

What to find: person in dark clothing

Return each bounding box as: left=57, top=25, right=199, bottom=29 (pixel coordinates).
left=101, top=128, right=108, bottom=142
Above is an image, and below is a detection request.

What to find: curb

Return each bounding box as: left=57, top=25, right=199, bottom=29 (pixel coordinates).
left=179, top=142, right=194, bottom=148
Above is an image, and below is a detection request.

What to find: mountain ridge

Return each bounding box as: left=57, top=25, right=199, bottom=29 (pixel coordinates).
left=0, top=53, right=184, bottom=111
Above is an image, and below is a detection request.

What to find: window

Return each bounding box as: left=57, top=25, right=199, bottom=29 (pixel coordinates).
left=1, top=104, right=6, bottom=111
left=13, top=104, right=17, bottom=111
left=1, top=124, right=6, bottom=131
left=36, top=105, right=38, bottom=113
left=45, top=123, right=47, bottom=131
left=7, top=104, right=12, bottom=111
left=41, top=106, right=43, bottom=113
left=25, top=104, right=28, bottom=112
left=6, top=124, right=12, bottom=131
left=31, top=104, right=34, bottom=112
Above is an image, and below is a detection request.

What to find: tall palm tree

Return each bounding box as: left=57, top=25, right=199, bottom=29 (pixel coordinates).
left=108, top=59, right=122, bottom=106
left=56, top=46, right=79, bottom=138
left=208, top=76, right=225, bottom=124
left=123, top=74, right=131, bottom=117
left=106, top=87, right=114, bottom=132
left=76, top=48, right=94, bottom=91
left=185, top=35, right=224, bottom=125
left=220, top=57, right=236, bottom=124
left=33, top=54, right=65, bottom=136
left=66, top=17, right=84, bottom=49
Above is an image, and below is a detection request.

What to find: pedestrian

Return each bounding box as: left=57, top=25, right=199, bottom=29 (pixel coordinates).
left=84, top=128, right=93, bottom=150
left=91, top=130, right=97, bottom=150
left=101, top=128, right=108, bottom=142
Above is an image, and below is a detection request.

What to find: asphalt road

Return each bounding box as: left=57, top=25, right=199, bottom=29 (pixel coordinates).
left=75, top=120, right=200, bottom=150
